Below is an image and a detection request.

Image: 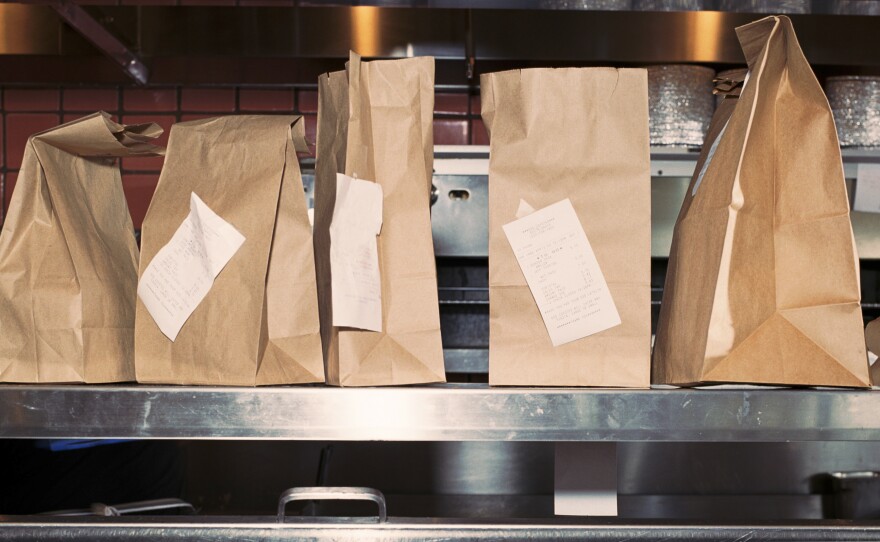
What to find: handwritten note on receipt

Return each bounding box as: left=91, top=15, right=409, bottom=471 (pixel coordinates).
left=330, top=173, right=384, bottom=332
left=503, top=198, right=620, bottom=346
left=138, top=192, right=246, bottom=341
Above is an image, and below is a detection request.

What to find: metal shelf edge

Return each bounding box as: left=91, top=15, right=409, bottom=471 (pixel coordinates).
left=2, top=517, right=880, bottom=542
left=1, top=384, right=878, bottom=442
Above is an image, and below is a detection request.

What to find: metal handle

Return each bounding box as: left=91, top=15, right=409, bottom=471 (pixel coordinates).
left=277, top=486, right=387, bottom=523
left=108, top=498, right=196, bottom=515
left=46, top=498, right=196, bottom=517
left=89, top=499, right=196, bottom=517
left=89, top=503, right=119, bottom=517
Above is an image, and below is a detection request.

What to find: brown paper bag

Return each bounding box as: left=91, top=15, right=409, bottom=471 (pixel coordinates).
left=135, top=115, right=324, bottom=386
left=0, top=112, right=162, bottom=383
left=314, top=54, right=445, bottom=386
left=653, top=16, right=870, bottom=387
left=482, top=68, right=652, bottom=387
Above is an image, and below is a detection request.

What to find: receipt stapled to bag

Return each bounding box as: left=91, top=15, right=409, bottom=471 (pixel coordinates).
left=503, top=198, right=620, bottom=346
left=329, top=173, right=384, bottom=332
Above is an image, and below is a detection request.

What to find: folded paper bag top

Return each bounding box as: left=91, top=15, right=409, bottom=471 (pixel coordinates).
left=653, top=16, right=870, bottom=387
left=134, top=115, right=324, bottom=386
left=0, top=112, right=162, bottom=383
left=314, top=53, right=445, bottom=387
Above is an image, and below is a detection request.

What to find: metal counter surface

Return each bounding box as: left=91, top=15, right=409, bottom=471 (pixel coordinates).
left=0, top=384, right=878, bottom=442
left=2, top=517, right=880, bottom=541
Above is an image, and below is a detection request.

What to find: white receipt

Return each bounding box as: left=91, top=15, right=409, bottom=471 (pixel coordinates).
left=503, top=198, right=621, bottom=346
left=330, top=173, right=384, bottom=332
left=138, top=192, right=246, bottom=341
left=855, top=163, right=880, bottom=213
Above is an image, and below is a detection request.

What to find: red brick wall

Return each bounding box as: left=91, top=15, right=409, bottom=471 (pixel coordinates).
left=0, top=85, right=485, bottom=228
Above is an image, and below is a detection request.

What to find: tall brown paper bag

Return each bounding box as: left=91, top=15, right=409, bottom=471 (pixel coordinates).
left=135, top=115, right=324, bottom=386
left=482, top=68, right=652, bottom=387
left=653, top=16, right=870, bottom=387
left=0, top=112, right=162, bottom=383
left=314, top=54, right=445, bottom=386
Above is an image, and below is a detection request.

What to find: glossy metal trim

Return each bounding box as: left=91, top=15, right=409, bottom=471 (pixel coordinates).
left=277, top=487, right=387, bottom=523
left=3, top=7, right=880, bottom=85
left=0, top=384, right=878, bottom=442
left=2, top=517, right=880, bottom=541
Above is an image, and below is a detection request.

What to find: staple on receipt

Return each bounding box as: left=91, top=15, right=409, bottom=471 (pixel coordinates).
left=138, top=192, right=246, bottom=341
left=330, top=173, right=384, bottom=332
left=503, top=198, right=620, bottom=346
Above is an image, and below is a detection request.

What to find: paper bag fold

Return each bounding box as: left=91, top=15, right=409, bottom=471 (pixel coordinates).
left=0, top=112, right=161, bottom=383
left=314, top=54, right=445, bottom=386
left=653, top=16, right=870, bottom=387
left=135, top=115, right=324, bottom=386
left=482, top=68, right=652, bottom=387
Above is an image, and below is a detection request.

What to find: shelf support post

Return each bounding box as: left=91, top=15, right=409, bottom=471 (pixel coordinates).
left=48, top=0, right=149, bottom=85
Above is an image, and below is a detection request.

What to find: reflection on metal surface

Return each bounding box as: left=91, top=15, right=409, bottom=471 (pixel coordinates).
left=851, top=211, right=880, bottom=260
left=296, top=0, right=880, bottom=10
left=717, top=0, right=810, bottom=14
left=830, top=471, right=880, bottom=480
left=633, top=0, right=705, bottom=10
left=351, top=7, right=381, bottom=57
left=444, top=349, right=488, bottom=373
left=2, top=517, right=880, bottom=541
left=438, top=287, right=488, bottom=305
left=431, top=175, right=487, bottom=257
left=833, top=0, right=880, bottom=15
left=301, top=173, right=315, bottom=209
left=277, top=487, right=387, bottom=523
left=826, top=470, right=880, bottom=519
left=538, top=0, right=631, bottom=9
left=0, top=4, right=60, bottom=55
left=686, top=10, right=726, bottom=62
left=619, top=495, right=823, bottom=520
left=619, top=442, right=880, bottom=501
left=178, top=439, right=880, bottom=519
left=3, top=7, right=880, bottom=85
left=2, top=385, right=880, bottom=441
left=46, top=499, right=196, bottom=518
left=828, top=76, right=880, bottom=148
left=842, top=173, right=880, bottom=260
left=430, top=442, right=551, bottom=495
left=648, top=65, right=715, bottom=147
left=651, top=176, right=689, bottom=258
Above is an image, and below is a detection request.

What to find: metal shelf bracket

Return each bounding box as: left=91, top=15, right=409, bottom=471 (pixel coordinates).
left=47, top=0, right=149, bottom=85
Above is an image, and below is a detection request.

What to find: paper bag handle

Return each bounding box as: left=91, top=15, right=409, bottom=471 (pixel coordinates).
left=277, top=486, right=387, bottom=523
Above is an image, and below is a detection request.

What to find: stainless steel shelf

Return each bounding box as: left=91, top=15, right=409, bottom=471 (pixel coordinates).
left=2, top=517, right=880, bottom=541
left=1, top=384, right=879, bottom=442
